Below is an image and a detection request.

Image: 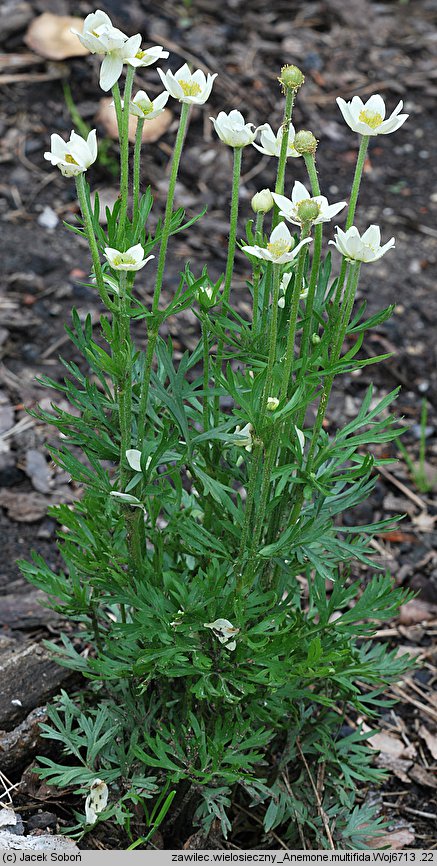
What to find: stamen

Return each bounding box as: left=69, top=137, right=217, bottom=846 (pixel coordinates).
left=267, top=240, right=290, bottom=258
left=65, top=154, right=79, bottom=165
left=358, top=110, right=383, bottom=130
left=178, top=79, right=202, bottom=97
left=137, top=99, right=153, bottom=116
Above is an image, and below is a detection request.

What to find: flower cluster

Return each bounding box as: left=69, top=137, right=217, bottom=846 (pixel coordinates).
left=71, top=10, right=168, bottom=91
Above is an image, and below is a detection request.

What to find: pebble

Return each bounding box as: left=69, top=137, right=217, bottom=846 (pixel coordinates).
left=37, top=206, right=59, bottom=231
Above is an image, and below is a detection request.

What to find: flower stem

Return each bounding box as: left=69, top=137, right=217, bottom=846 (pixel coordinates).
left=280, top=230, right=311, bottom=400
left=289, top=261, right=361, bottom=524
left=152, top=101, right=191, bottom=315
left=273, top=90, right=294, bottom=216
left=262, top=263, right=282, bottom=411
left=333, top=135, right=369, bottom=309
left=136, top=102, right=191, bottom=447
left=117, top=271, right=132, bottom=486
left=111, top=82, right=123, bottom=141
left=299, top=154, right=322, bottom=366
left=235, top=264, right=282, bottom=586
left=201, top=316, right=210, bottom=434
left=235, top=443, right=262, bottom=591
left=75, top=174, right=114, bottom=310
left=117, top=66, right=135, bottom=244
left=212, top=145, right=243, bottom=426
left=136, top=326, right=158, bottom=449
left=133, top=117, right=145, bottom=224
left=252, top=212, right=264, bottom=331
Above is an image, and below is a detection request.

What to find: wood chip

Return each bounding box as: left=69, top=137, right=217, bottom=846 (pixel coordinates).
left=399, top=599, right=437, bottom=625
left=25, top=13, right=88, bottom=60
left=418, top=725, right=437, bottom=760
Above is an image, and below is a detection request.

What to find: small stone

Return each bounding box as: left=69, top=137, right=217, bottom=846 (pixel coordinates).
left=37, top=206, right=58, bottom=231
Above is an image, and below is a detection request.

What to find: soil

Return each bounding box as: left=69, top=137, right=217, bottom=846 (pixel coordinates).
left=0, top=0, right=436, bottom=851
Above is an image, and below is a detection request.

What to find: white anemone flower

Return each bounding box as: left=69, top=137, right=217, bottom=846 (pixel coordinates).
left=98, top=33, right=142, bottom=91
left=72, top=11, right=143, bottom=90
left=252, top=122, right=301, bottom=158
left=157, top=62, right=217, bottom=104
left=104, top=244, right=154, bottom=272
left=234, top=422, right=254, bottom=452
left=278, top=272, right=309, bottom=308
left=126, top=449, right=152, bottom=472
left=71, top=9, right=118, bottom=54
left=210, top=110, right=267, bottom=148
left=127, top=44, right=169, bottom=69
left=129, top=90, right=169, bottom=119
left=44, top=129, right=97, bottom=177
left=204, top=618, right=239, bottom=651
left=336, top=94, right=408, bottom=136
left=273, top=181, right=347, bottom=227
left=242, top=222, right=312, bottom=265
left=85, top=779, right=109, bottom=826
left=329, top=225, right=395, bottom=263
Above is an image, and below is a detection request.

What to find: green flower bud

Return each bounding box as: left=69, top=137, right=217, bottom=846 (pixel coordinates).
left=296, top=199, right=320, bottom=223
left=294, top=129, right=318, bottom=155
left=266, top=396, right=280, bottom=412
left=251, top=188, right=274, bottom=214
left=279, top=65, right=305, bottom=91
left=311, top=333, right=321, bottom=345
left=196, top=283, right=219, bottom=310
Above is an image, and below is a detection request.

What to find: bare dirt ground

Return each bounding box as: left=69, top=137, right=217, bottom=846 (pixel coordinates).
left=0, top=0, right=436, bottom=850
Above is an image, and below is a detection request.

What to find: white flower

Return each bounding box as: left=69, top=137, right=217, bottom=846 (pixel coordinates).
left=329, top=225, right=395, bottom=263
left=277, top=272, right=308, bottom=307
left=126, top=449, right=152, bottom=472
left=210, top=110, right=266, bottom=148
left=127, top=44, right=169, bottom=69
left=273, top=181, right=347, bottom=227
left=129, top=90, right=169, bottom=119
left=234, top=422, right=254, bottom=452
left=71, top=10, right=118, bottom=54
left=252, top=122, right=301, bottom=158
left=85, top=779, right=108, bottom=826
left=242, top=222, right=312, bottom=264
left=336, top=94, right=408, bottom=136
left=157, top=62, right=217, bottom=105
left=98, top=33, right=142, bottom=91
left=104, top=244, right=154, bottom=272
left=71, top=10, right=142, bottom=91
left=44, top=129, right=97, bottom=177
left=204, top=618, right=239, bottom=651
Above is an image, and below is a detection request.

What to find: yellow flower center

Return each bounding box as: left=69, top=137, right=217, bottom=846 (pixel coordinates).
left=267, top=240, right=291, bottom=258
left=135, top=50, right=148, bottom=60
left=137, top=99, right=153, bottom=116
left=65, top=153, right=79, bottom=165
left=113, top=254, right=135, bottom=266
left=358, top=109, right=383, bottom=129
left=178, top=78, right=202, bottom=97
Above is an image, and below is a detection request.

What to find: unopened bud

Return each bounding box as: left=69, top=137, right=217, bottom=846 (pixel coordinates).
left=251, top=188, right=274, bottom=214
left=311, top=333, right=321, bottom=345
left=279, top=65, right=305, bottom=91
left=294, top=129, right=318, bottom=155
left=296, top=199, right=320, bottom=223
left=266, top=396, right=280, bottom=411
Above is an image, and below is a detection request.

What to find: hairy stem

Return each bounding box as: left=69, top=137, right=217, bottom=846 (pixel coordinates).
left=152, top=101, right=191, bottom=315
left=213, top=146, right=243, bottom=427
left=117, top=66, right=135, bottom=243
left=75, top=174, right=114, bottom=310
left=133, top=117, right=145, bottom=224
